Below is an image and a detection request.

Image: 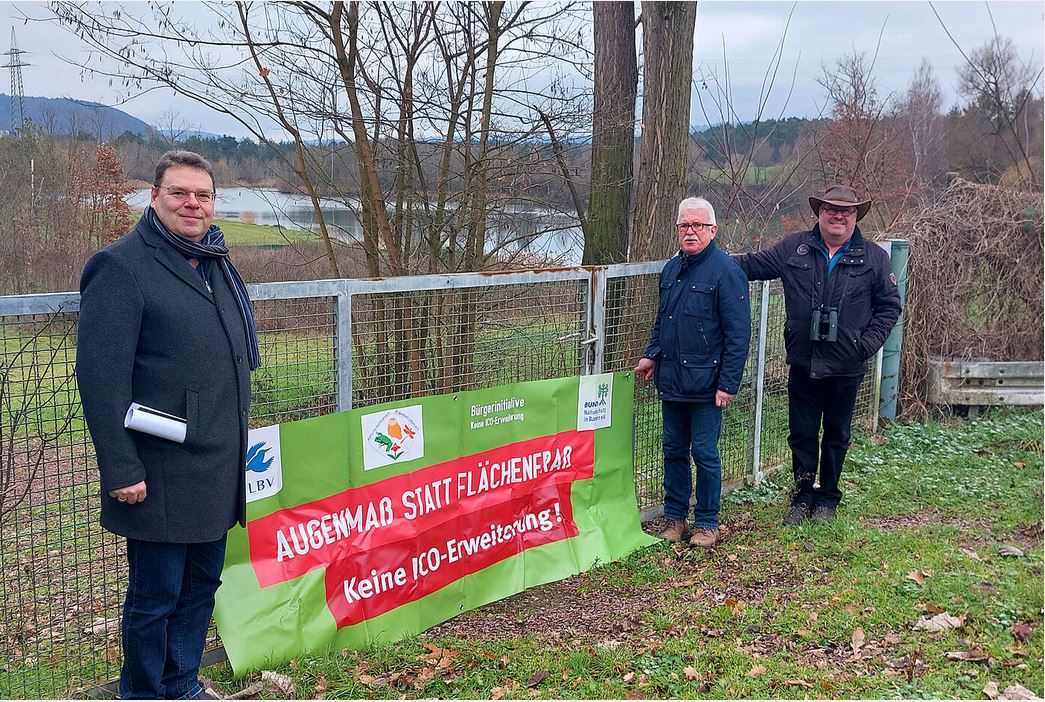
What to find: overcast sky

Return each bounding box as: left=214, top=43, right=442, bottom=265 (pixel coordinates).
left=3, top=1, right=1043, bottom=139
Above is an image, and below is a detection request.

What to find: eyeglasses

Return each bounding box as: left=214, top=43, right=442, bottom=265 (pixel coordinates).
left=158, top=186, right=216, bottom=204
left=820, top=204, right=856, bottom=216
left=677, top=222, right=714, bottom=232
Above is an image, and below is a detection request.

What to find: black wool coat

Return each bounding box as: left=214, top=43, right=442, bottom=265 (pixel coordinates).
left=76, top=219, right=251, bottom=543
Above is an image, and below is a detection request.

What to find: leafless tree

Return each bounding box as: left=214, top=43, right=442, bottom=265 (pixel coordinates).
left=951, top=32, right=1043, bottom=188
left=153, top=108, right=200, bottom=149
left=896, top=59, right=946, bottom=185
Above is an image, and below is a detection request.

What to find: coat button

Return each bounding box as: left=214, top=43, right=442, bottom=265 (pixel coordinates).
left=236, top=356, right=243, bottom=364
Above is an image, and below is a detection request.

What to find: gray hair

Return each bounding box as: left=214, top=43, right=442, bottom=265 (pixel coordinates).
left=153, top=150, right=216, bottom=190
left=677, top=197, right=716, bottom=225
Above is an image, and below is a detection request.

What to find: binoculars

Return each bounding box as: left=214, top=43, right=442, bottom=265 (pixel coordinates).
left=809, top=307, right=839, bottom=342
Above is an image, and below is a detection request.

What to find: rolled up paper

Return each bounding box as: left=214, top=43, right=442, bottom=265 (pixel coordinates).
left=124, top=402, right=187, bottom=444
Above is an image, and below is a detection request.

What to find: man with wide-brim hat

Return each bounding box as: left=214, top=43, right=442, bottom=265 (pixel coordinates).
left=733, top=184, right=901, bottom=526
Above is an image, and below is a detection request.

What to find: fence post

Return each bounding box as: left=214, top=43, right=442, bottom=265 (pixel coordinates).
left=879, top=238, right=910, bottom=420
left=751, top=281, right=771, bottom=486
left=335, top=290, right=353, bottom=411
left=586, top=267, right=607, bottom=375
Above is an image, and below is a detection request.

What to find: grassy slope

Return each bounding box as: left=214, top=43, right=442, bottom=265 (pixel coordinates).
left=209, top=410, right=1044, bottom=699
left=212, top=218, right=313, bottom=246
left=129, top=210, right=314, bottom=246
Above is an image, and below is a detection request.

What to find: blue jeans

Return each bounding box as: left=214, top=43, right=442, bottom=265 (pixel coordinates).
left=661, top=400, right=723, bottom=528
left=120, top=535, right=227, bottom=699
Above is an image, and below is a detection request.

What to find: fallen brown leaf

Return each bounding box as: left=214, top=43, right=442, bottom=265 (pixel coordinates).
left=526, top=669, right=549, bottom=688
left=1000, top=683, right=1038, bottom=700
left=623, top=672, right=636, bottom=683
left=683, top=666, right=700, bottom=680
left=925, top=602, right=945, bottom=614
left=748, top=664, right=767, bottom=677
left=907, top=569, right=930, bottom=585
left=914, top=612, right=962, bottom=632
left=491, top=686, right=506, bottom=700
left=261, top=671, right=295, bottom=698
left=985, top=681, right=1001, bottom=699
left=851, top=628, right=866, bottom=651
left=884, top=632, right=902, bottom=646
left=313, top=674, right=328, bottom=700
left=945, top=646, right=989, bottom=662
left=783, top=678, right=814, bottom=688
left=999, top=545, right=1024, bottom=557
left=1013, top=461, right=1025, bottom=468
left=959, top=547, right=983, bottom=562
left=1012, top=622, right=1034, bottom=642
left=625, top=691, right=647, bottom=700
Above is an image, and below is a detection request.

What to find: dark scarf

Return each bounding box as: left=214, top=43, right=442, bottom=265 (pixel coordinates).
left=144, top=206, right=261, bottom=371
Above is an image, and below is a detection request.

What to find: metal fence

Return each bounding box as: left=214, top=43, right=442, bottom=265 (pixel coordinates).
left=0, top=262, right=881, bottom=698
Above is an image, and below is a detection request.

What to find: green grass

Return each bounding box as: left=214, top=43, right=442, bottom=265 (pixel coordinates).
left=204, top=410, right=1043, bottom=699
left=212, top=218, right=313, bottom=246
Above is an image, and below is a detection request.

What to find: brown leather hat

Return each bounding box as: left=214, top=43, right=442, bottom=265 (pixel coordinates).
left=809, top=184, right=872, bottom=221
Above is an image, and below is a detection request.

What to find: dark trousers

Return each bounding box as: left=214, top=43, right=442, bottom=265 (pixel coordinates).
left=661, top=400, right=723, bottom=528
left=120, top=535, right=227, bottom=700
left=787, top=366, right=863, bottom=508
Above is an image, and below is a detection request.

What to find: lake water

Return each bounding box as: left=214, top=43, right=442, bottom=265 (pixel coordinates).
left=128, top=187, right=584, bottom=263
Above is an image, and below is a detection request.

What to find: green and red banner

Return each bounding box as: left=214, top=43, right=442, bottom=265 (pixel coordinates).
left=213, top=372, right=655, bottom=674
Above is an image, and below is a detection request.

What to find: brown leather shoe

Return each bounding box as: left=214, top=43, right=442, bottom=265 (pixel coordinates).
left=689, top=527, right=719, bottom=548
left=659, top=519, right=687, bottom=542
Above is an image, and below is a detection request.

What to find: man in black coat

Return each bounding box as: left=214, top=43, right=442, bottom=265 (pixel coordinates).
left=735, top=185, right=901, bottom=525
left=77, top=151, right=258, bottom=699
left=635, top=197, right=751, bottom=548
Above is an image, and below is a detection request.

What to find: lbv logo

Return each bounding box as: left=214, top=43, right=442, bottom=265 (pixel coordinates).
left=244, top=425, right=283, bottom=503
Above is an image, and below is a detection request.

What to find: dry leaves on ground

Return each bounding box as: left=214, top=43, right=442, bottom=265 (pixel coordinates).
left=851, top=628, right=866, bottom=651
left=907, top=569, right=931, bottom=585
left=683, top=665, right=701, bottom=680
left=1012, top=622, right=1035, bottom=642
left=526, top=669, right=549, bottom=687
left=945, top=645, right=990, bottom=663
left=261, top=671, right=296, bottom=698
left=913, top=612, right=962, bottom=632
left=747, top=664, right=767, bottom=677
left=984, top=681, right=1041, bottom=700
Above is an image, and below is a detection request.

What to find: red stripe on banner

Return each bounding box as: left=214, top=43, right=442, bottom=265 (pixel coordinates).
left=247, top=430, right=594, bottom=589
left=323, top=481, right=577, bottom=628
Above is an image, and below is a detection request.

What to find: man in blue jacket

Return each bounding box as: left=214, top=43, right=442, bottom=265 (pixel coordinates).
left=635, top=197, right=751, bottom=548
left=734, top=185, right=901, bottom=526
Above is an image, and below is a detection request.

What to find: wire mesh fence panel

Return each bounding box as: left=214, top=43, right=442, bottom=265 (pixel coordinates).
left=250, top=297, right=337, bottom=425
left=603, top=272, right=660, bottom=512
left=348, top=281, right=588, bottom=410
left=757, top=281, right=793, bottom=475
left=604, top=271, right=764, bottom=513
left=0, top=313, right=122, bottom=699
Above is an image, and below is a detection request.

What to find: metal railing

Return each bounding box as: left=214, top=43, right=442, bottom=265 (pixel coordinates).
left=0, top=262, right=882, bottom=698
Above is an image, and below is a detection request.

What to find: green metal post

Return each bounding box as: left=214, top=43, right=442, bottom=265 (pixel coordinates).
left=879, top=238, right=909, bottom=420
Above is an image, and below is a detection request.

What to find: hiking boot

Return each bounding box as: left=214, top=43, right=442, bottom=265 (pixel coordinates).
left=811, top=504, right=837, bottom=524
left=783, top=502, right=811, bottom=526
left=660, top=519, right=688, bottom=542
left=689, top=527, right=719, bottom=549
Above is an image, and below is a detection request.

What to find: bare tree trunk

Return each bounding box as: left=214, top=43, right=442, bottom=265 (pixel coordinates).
left=630, top=1, right=697, bottom=261
left=585, top=1, right=637, bottom=265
